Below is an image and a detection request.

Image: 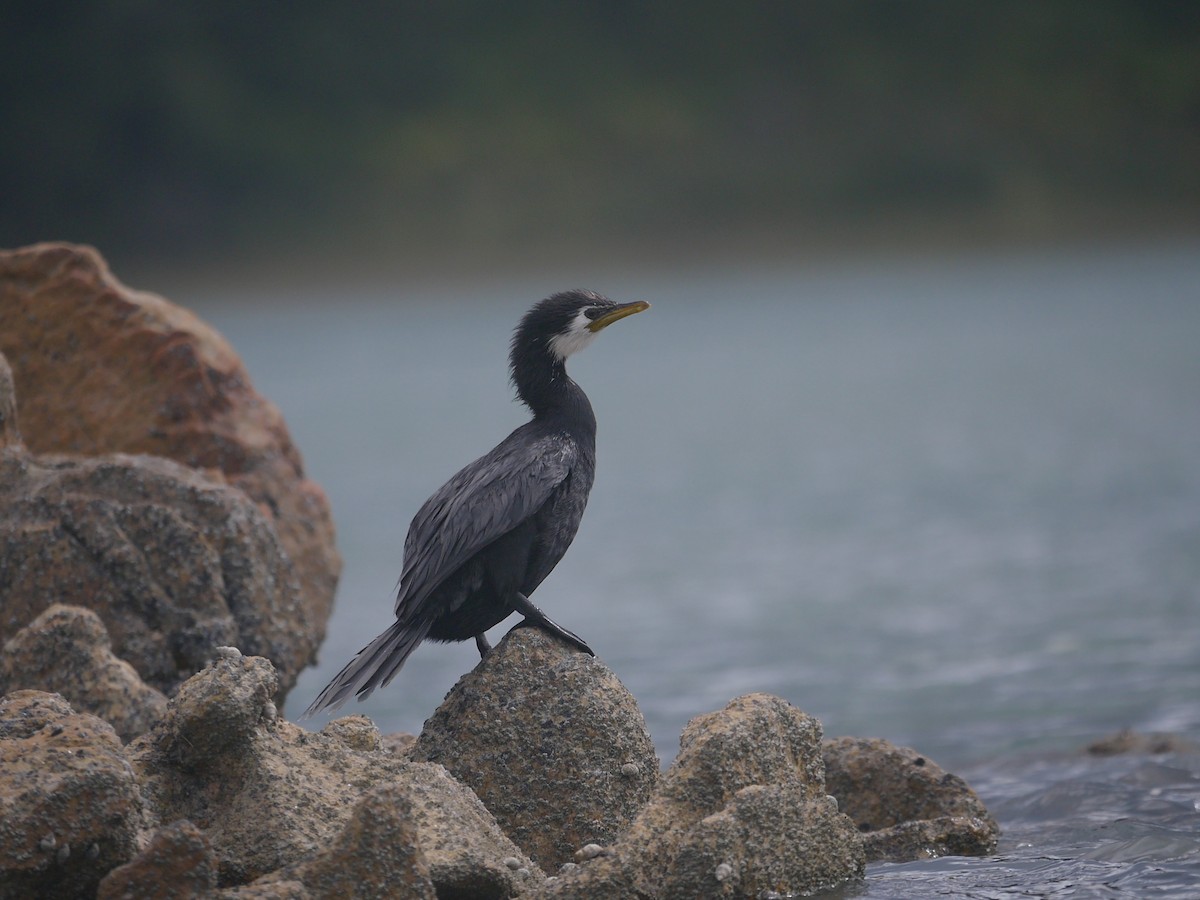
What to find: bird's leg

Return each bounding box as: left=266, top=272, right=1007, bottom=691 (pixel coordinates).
left=510, top=592, right=595, bottom=656
left=474, top=632, right=492, bottom=658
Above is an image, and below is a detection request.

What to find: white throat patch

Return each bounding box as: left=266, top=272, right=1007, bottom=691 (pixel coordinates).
left=547, top=308, right=600, bottom=361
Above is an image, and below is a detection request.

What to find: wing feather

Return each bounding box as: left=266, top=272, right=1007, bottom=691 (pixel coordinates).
left=394, top=430, right=575, bottom=617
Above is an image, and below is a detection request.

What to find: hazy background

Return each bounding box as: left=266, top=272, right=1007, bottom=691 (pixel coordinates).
left=6, top=7, right=1200, bottom=894
left=2, top=1, right=1198, bottom=278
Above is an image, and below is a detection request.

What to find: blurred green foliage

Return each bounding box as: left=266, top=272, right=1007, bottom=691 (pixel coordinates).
left=1, top=1, right=1197, bottom=263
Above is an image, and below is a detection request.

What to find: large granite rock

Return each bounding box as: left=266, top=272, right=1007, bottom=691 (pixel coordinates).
left=0, top=242, right=340, bottom=693
left=0, top=430, right=308, bottom=701
left=411, top=627, right=660, bottom=871
left=822, top=736, right=1000, bottom=862
left=539, top=693, right=866, bottom=899
left=0, top=604, right=167, bottom=742
left=0, top=691, right=143, bottom=899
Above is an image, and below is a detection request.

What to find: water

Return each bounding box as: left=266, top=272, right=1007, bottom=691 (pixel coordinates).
left=188, top=238, right=1200, bottom=897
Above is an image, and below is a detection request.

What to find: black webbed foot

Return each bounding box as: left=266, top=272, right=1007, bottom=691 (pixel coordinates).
left=511, top=592, right=595, bottom=656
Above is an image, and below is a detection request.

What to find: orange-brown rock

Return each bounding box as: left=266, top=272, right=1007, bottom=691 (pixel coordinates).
left=0, top=242, right=340, bottom=680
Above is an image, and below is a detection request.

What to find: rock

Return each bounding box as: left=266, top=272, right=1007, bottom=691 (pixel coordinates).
left=542, top=693, right=865, bottom=899
left=411, top=627, right=660, bottom=871
left=126, top=654, right=332, bottom=886
left=127, top=652, right=543, bottom=894
left=383, top=731, right=418, bottom=756
left=97, top=820, right=218, bottom=900
left=225, top=784, right=436, bottom=900
left=388, top=763, right=544, bottom=899
left=219, top=882, right=307, bottom=899
left=657, top=783, right=862, bottom=898
left=1085, top=728, right=1200, bottom=756
left=0, top=691, right=142, bottom=899
left=0, top=604, right=167, bottom=742
left=822, top=736, right=1000, bottom=862
left=0, top=352, right=18, bottom=449
left=319, top=713, right=384, bottom=752
left=0, top=242, right=340, bottom=692
left=535, top=852, right=643, bottom=900
left=0, top=440, right=306, bottom=700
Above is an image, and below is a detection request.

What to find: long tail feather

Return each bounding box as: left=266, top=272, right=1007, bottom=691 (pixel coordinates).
left=300, top=619, right=427, bottom=718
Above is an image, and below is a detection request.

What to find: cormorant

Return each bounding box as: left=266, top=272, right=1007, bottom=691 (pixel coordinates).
left=303, top=289, right=649, bottom=715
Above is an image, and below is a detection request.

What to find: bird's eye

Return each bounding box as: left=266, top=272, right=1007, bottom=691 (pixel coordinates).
left=583, top=307, right=606, bottom=321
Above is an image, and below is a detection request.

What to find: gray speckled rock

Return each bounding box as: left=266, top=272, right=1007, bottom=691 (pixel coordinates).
left=0, top=604, right=167, bottom=742
left=822, top=736, right=1000, bottom=862
left=97, top=819, right=218, bottom=900
left=225, top=783, right=437, bottom=900
left=0, top=691, right=142, bottom=899
left=411, top=627, right=659, bottom=871
left=534, top=851, right=644, bottom=900
left=540, top=693, right=865, bottom=899
left=127, top=652, right=412, bottom=886
left=390, top=763, right=544, bottom=899
left=0, top=441, right=307, bottom=701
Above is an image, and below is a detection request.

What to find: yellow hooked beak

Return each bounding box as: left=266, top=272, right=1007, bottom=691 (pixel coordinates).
left=587, top=300, right=650, bottom=332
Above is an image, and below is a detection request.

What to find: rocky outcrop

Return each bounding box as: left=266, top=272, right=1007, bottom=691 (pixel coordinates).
left=0, top=242, right=340, bottom=696
left=0, top=605, right=167, bottom=742
left=822, top=736, right=1000, bottom=862
left=0, top=691, right=142, bottom=898
left=411, top=627, right=660, bottom=871
left=539, top=693, right=866, bottom=899
left=125, top=649, right=542, bottom=895
left=0, top=639, right=1001, bottom=898
left=222, top=785, right=437, bottom=899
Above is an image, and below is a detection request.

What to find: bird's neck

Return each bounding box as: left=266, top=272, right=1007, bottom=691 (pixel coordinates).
left=518, top=360, right=596, bottom=438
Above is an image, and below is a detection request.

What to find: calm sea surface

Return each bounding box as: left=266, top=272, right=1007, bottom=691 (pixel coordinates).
left=191, top=239, right=1200, bottom=898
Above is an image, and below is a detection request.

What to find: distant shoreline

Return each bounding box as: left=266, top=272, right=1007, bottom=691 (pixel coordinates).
left=105, top=201, right=1200, bottom=298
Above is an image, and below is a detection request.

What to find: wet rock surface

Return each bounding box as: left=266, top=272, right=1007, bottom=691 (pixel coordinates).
left=0, top=691, right=142, bottom=899
left=822, top=736, right=1001, bottom=862
left=411, top=626, right=660, bottom=871
left=0, top=242, right=340, bottom=694
left=0, top=605, right=167, bottom=742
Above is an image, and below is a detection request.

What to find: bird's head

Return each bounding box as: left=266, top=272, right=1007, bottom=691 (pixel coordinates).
left=510, top=289, right=649, bottom=411
left=514, top=289, right=650, bottom=365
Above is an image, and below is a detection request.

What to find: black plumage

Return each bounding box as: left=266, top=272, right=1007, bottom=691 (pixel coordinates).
left=303, top=289, right=649, bottom=715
